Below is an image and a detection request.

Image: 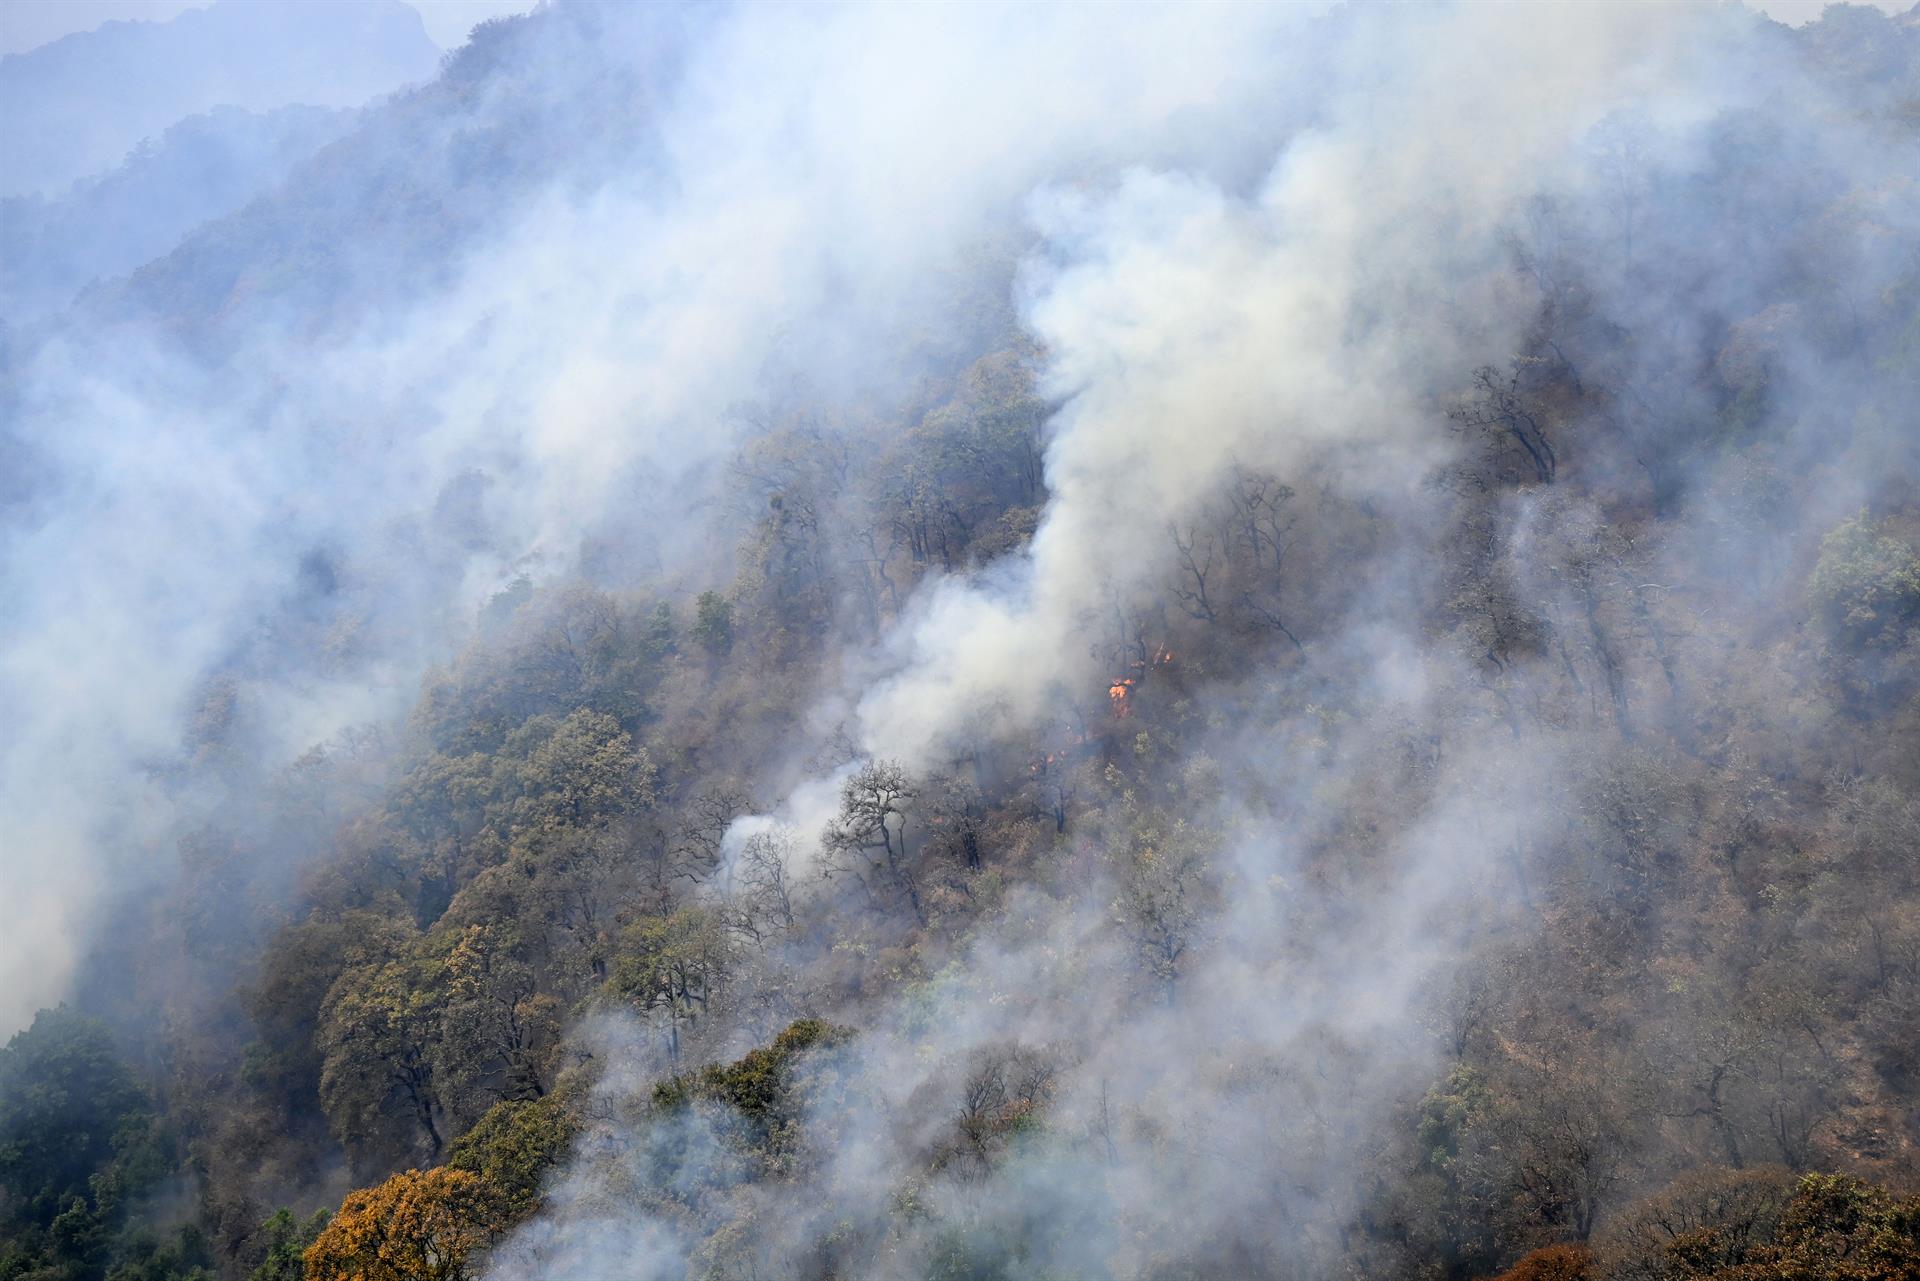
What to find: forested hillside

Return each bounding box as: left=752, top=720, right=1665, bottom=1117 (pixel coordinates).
left=0, top=104, right=358, bottom=324
left=2, top=3, right=1918, bottom=1280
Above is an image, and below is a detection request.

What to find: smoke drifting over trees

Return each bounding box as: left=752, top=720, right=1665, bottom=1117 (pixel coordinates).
left=2, top=2, right=1919, bottom=1279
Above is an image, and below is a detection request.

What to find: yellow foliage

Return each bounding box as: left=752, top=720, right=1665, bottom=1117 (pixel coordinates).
left=303, top=1167, right=510, bottom=1281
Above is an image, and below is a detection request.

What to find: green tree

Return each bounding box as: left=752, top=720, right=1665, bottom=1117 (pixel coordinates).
left=650, top=1018, right=853, bottom=1168
left=693, top=590, right=735, bottom=656
left=605, top=908, right=733, bottom=1064
left=246, top=1208, right=331, bottom=1281
left=106, top=1222, right=215, bottom=1281
left=446, top=1095, right=578, bottom=1216
left=505, top=709, right=655, bottom=837
left=429, top=924, right=560, bottom=1125
left=247, top=911, right=414, bottom=1112
left=0, top=1007, right=151, bottom=1229
left=316, top=950, right=445, bottom=1168
left=1810, top=513, right=1920, bottom=650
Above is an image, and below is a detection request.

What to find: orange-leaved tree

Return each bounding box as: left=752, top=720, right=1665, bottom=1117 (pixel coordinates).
left=302, top=1167, right=510, bottom=1281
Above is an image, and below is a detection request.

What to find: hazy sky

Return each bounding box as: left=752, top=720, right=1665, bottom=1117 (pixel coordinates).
left=0, top=0, right=538, bottom=56
left=1, top=1, right=1908, bottom=60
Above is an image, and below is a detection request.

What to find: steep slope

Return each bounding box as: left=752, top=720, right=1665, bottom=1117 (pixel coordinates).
left=0, top=4, right=1918, bottom=1281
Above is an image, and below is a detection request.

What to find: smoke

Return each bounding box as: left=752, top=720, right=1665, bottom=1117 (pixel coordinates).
left=483, top=1, right=1920, bottom=1275
left=500, top=12, right=1910, bottom=1272
left=5, top=0, right=1916, bottom=1271
left=0, top=0, right=1322, bottom=1037
left=851, top=1, right=1716, bottom=764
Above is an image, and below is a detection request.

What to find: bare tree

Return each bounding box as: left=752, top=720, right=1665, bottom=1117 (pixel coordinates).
left=947, top=1045, right=1058, bottom=1176
left=1170, top=520, right=1223, bottom=623
left=820, top=759, right=926, bottom=925
left=673, top=785, right=755, bottom=884
left=737, top=823, right=800, bottom=937
left=1451, top=364, right=1557, bottom=484
left=922, top=771, right=987, bottom=872
left=1114, top=820, right=1210, bottom=1007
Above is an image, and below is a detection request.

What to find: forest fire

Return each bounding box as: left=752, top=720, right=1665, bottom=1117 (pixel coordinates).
left=1105, top=646, right=1178, bottom=718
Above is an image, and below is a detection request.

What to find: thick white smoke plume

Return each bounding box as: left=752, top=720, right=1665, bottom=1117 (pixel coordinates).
left=853, top=2, right=1721, bottom=763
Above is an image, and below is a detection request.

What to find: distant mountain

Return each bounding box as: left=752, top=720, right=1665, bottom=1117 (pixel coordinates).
left=76, top=4, right=695, bottom=357
left=0, top=0, right=439, bottom=199
left=0, top=103, right=356, bottom=324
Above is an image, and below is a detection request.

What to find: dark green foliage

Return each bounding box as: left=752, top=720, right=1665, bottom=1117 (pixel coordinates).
left=0, top=1011, right=195, bottom=1280
left=503, top=709, right=654, bottom=835
left=244, top=1209, right=329, bottom=1281
left=924, top=1227, right=1056, bottom=1281
left=0, top=1008, right=151, bottom=1230
left=643, top=601, right=677, bottom=661
left=245, top=910, right=412, bottom=1113
left=414, top=586, right=665, bottom=756
left=693, top=591, right=734, bottom=657
left=605, top=908, right=733, bottom=1065
left=446, top=1095, right=579, bottom=1215
left=394, top=707, right=653, bottom=863
left=1810, top=513, right=1920, bottom=650
left=651, top=1019, right=854, bottom=1157
left=102, top=1223, right=214, bottom=1281
left=314, top=941, right=444, bottom=1170
left=1416, top=1065, right=1492, bottom=1174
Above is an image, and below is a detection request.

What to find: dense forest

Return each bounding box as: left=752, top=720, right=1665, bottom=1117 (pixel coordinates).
left=2, top=2, right=1919, bottom=1280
